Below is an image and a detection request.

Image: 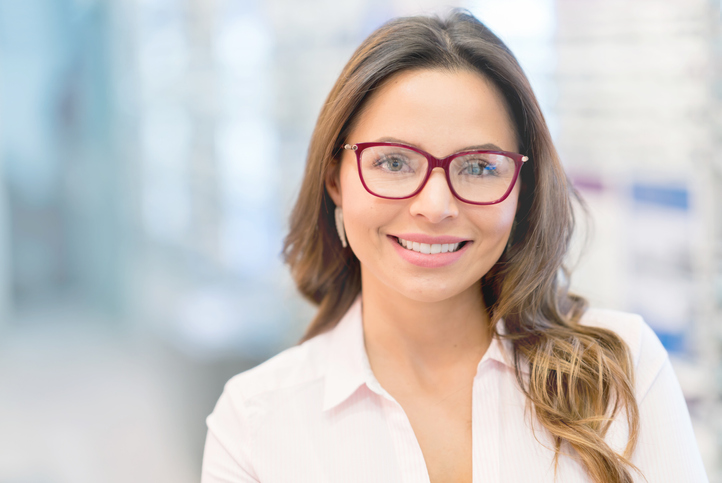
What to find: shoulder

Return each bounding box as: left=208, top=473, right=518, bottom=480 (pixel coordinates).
left=578, top=308, right=670, bottom=399
left=221, top=329, right=334, bottom=405
left=203, top=329, right=338, bottom=480
left=578, top=308, right=646, bottom=367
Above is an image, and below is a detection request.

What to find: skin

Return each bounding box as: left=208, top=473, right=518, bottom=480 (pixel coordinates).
left=326, top=68, right=521, bottom=482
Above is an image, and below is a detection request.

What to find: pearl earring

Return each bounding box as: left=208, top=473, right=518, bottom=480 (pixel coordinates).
left=334, top=206, right=347, bottom=248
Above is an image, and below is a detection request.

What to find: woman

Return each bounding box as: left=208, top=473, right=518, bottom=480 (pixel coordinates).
left=201, top=11, right=708, bottom=483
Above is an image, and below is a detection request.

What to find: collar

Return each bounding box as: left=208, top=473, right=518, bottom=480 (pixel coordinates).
left=322, top=296, right=374, bottom=411
left=322, top=296, right=526, bottom=412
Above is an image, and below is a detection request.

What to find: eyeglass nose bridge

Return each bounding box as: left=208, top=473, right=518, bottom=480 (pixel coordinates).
left=418, top=153, right=462, bottom=198
left=422, top=153, right=452, bottom=181
left=424, top=152, right=445, bottom=170
left=426, top=152, right=458, bottom=172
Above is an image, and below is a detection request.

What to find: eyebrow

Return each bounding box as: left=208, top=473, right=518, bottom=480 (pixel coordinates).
left=373, top=136, right=505, bottom=153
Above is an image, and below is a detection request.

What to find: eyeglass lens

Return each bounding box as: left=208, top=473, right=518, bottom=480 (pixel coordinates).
left=358, top=145, right=517, bottom=203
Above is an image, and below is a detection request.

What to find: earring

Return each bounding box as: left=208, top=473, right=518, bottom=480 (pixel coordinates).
left=334, top=206, right=347, bottom=248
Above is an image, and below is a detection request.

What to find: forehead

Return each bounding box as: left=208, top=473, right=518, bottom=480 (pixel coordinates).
left=348, top=68, right=518, bottom=156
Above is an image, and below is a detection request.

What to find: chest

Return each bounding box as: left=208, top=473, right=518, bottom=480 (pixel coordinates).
left=391, top=383, right=474, bottom=483
left=250, top=364, right=596, bottom=483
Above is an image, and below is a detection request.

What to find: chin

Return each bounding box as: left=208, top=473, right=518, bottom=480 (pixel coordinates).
left=403, top=290, right=457, bottom=304
left=396, top=277, right=483, bottom=305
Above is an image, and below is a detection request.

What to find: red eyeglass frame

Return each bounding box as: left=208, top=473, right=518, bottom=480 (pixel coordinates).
left=342, top=142, right=529, bottom=205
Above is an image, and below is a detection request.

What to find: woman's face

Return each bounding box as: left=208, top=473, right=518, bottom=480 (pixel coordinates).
left=326, top=68, right=521, bottom=304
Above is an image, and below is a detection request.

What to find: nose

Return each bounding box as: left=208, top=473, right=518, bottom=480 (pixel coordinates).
left=408, top=168, right=459, bottom=223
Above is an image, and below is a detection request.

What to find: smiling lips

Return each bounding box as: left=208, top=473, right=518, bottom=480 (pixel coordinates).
left=396, top=236, right=466, bottom=254
left=388, top=234, right=472, bottom=268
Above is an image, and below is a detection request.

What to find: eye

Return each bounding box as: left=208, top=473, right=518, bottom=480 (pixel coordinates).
left=461, top=159, right=496, bottom=176
left=373, top=155, right=412, bottom=173
left=386, top=157, right=404, bottom=171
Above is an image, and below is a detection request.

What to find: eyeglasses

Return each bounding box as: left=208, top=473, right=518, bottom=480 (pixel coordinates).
left=342, top=142, right=528, bottom=205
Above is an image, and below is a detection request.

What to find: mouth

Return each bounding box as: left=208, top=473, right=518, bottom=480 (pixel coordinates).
left=393, top=236, right=470, bottom=254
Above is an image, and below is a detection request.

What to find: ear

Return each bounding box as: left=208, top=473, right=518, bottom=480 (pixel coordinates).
left=325, top=160, right=343, bottom=207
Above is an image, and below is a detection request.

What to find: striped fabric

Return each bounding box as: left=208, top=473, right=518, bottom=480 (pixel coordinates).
left=202, top=297, right=708, bottom=482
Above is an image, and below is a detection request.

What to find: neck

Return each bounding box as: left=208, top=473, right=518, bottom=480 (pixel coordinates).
left=360, top=272, right=492, bottom=387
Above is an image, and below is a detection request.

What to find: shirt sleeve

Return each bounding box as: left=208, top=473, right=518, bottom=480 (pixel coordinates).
left=201, top=381, right=260, bottom=483
left=629, top=322, right=709, bottom=482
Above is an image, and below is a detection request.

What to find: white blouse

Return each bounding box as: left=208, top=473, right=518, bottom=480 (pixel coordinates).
left=201, top=296, right=708, bottom=482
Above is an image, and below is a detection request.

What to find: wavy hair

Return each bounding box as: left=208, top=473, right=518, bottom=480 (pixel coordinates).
left=283, top=10, right=643, bottom=483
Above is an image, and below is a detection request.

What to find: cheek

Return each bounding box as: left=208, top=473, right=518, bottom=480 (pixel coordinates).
left=339, top=165, right=391, bottom=240
left=499, top=202, right=518, bottom=232
left=474, top=199, right=518, bottom=240
left=495, top=186, right=521, bottom=233
left=340, top=165, right=370, bottom=219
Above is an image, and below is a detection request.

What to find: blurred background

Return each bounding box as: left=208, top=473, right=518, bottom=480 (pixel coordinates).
left=0, top=0, right=720, bottom=481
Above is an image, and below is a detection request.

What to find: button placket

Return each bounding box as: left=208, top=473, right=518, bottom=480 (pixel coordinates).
left=380, top=395, right=432, bottom=483
left=364, top=366, right=431, bottom=483
left=472, top=359, right=502, bottom=482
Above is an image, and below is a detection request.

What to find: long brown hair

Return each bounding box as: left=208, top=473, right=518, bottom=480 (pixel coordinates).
left=283, top=10, right=643, bottom=483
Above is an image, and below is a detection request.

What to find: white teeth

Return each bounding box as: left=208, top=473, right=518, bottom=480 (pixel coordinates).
left=396, top=237, right=465, bottom=254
